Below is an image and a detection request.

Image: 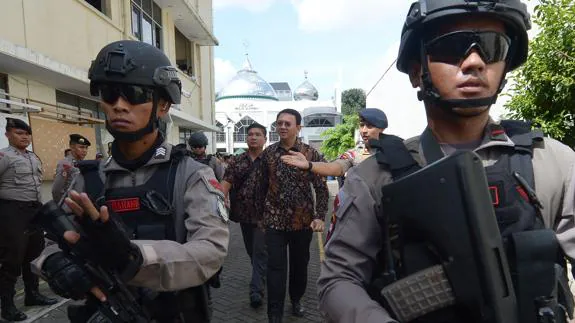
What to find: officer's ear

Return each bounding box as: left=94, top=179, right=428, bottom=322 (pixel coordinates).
left=408, top=61, right=422, bottom=89
left=157, top=100, right=171, bottom=118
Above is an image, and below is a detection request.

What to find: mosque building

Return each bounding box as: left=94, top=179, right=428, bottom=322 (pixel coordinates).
left=215, top=55, right=342, bottom=153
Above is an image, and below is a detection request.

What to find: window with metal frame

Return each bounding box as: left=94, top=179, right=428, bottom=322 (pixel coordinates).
left=233, top=117, right=255, bottom=142
left=131, top=0, right=162, bottom=49
left=269, top=121, right=279, bottom=142
left=216, top=121, right=226, bottom=143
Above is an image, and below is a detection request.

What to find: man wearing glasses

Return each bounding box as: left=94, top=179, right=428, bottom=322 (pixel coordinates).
left=33, top=40, right=229, bottom=323
left=318, top=1, right=575, bottom=322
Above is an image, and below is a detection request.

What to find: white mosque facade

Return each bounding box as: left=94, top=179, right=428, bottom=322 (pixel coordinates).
left=215, top=57, right=342, bottom=154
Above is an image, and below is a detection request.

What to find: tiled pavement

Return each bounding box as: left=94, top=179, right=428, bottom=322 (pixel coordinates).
left=17, top=182, right=338, bottom=322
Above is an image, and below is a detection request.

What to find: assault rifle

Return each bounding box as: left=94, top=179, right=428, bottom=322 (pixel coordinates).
left=35, top=201, right=149, bottom=323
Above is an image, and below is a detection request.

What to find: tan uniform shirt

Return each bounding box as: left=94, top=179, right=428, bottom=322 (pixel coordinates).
left=52, top=154, right=79, bottom=202
left=333, top=145, right=374, bottom=174
left=317, top=123, right=575, bottom=323
left=0, top=145, right=43, bottom=202
left=35, top=141, right=230, bottom=292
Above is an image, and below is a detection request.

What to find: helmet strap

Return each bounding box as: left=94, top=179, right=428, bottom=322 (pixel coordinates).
left=105, top=89, right=160, bottom=142
left=416, top=40, right=507, bottom=111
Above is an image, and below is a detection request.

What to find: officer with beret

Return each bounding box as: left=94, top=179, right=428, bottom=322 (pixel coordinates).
left=0, top=118, right=57, bottom=321
left=281, top=108, right=389, bottom=177
left=52, top=134, right=91, bottom=202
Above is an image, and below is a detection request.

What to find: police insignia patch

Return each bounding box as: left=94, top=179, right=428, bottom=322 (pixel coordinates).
left=209, top=179, right=223, bottom=192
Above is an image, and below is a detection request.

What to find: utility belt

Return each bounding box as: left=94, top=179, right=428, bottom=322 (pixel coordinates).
left=68, top=285, right=213, bottom=323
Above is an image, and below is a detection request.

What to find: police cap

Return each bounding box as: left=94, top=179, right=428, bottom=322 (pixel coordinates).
left=69, top=134, right=91, bottom=146
left=359, top=109, right=388, bottom=129
left=5, top=117, right=32, bottom=134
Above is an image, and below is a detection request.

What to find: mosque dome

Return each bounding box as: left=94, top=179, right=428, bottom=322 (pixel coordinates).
left=216, top=55, right=278, bottom=102
left=293, top=71, right=319, bottom=101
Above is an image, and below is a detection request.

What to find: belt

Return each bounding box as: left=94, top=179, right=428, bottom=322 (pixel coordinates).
left=0, top=199, right=41, bottom=207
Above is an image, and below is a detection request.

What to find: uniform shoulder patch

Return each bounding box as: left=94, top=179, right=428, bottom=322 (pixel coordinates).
left=209, top=178, right=223, bottom=192
left=200, top=174, right=228, bottom=224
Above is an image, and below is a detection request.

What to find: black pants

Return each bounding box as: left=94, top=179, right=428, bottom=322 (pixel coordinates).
left=266, top=228, right=313, bottom=316
left=240, top=223, right=267, bottom=297
left=0, top=199, right=44, bottom=296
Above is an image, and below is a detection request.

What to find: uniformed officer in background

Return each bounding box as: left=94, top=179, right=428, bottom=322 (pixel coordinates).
left=33, top=40, right=229, bottom=322
left=52, top=134, right=91, bottom=202
left=317, top=0, right=575, bottom=322
left=188, top=131, right=224, bottom=181
left=280, top=108, right=388, bottom=178
left=0, top=118, right=57, bottom=322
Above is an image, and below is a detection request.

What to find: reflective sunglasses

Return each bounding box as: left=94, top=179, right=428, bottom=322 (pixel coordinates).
left=98, top=84, right=155, bottom=105
left=425, top=31, right=511, bottom=65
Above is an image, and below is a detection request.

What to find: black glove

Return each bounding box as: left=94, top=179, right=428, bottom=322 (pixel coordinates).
left=75, top=211, right=143, bottom=281
left=42, top=252, right=94, bottom=300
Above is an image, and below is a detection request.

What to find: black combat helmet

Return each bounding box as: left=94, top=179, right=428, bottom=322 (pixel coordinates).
left=396, top=0, right=531, bottom=109
left=188, top=132, right=209, bottom=148
left=88, top=40, right=182, bottom=141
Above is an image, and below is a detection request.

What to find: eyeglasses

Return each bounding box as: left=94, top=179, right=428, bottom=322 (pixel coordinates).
left=98, top=84, right=155, bottom=105
left=425, top=31, right=511, bottom=65
left=191, top=145, right=205, bottom=149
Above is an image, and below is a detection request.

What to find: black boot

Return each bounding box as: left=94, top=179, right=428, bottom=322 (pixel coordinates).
left=24, top=289, right=58, bottom=306
left=1, top=295, right=27, bottom=321
left=292, top=301, right=305, bottom=317
left=268, top=314, right=282, bottom=323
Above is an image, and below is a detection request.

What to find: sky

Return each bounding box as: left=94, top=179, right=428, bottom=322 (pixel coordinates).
left=213, top=0, right=540, bottom=138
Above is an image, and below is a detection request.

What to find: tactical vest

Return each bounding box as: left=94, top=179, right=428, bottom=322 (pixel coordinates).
left=193, top=154, right=213, bottom=166
left=77, top=146, right=213, bottom=322
left=369, top=121, right=572, bottom=323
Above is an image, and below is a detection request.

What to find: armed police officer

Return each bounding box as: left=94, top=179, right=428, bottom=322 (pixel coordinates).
left=33, top=40, right=229, bottom=322
left=317, top=1, right=575, bottom=322
left=52, top=134, right=91, bottom=202
left=188, top=131, right=224, bottom=181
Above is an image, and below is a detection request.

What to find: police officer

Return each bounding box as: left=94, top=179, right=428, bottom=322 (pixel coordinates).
left=188, top=131, right=224, bottom=181
left=317, top=1, right=575, bottom=322
left=280, top=108, right=388, bottom=177
left=52, top=134, right=91, bottom=202
left=0, top=118, right=57, bottom=321
left=33, top=40, right=229, bottom=322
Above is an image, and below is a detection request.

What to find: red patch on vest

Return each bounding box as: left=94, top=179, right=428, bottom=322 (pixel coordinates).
left=489, top=186, right=500, bottom=206
left=107, top=198, right=141, bottom=213
left=209, top=179, right=223, bottom=192
left=516, top=185, right=529, bottom=202
left=491, top=129, right=505, bottom=136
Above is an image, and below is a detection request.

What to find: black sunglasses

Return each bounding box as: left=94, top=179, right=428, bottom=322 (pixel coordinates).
left=191, top=145, right=205, bottom=149
left=98, top=84, right=155, bottom=105
left=425, top=31, right=511, bottom=65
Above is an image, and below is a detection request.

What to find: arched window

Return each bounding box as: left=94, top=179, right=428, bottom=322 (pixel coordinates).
left=215, top=121, right=226, bottom=143
left=269, top=121, right=279, bottom=142
left=306, top=117, right=333, bottom=127
left=233, top=116, right=255, bottom=142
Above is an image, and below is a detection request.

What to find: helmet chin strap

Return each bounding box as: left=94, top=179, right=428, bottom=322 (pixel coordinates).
left=416, top=41, right=507, bottom=111
left=106, top=90, right=160, bottom=142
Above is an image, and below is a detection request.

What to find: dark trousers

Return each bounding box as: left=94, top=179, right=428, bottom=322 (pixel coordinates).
left=266, top=228, right=313, bottom=316
left=0, top=199, right=44, bottom=296
left=240, top=223, right=267, bottom=297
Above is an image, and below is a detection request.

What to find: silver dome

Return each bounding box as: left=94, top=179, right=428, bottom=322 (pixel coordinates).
left=293, top=72, right=319, bottom=101
left=216, top=56, right=278, bottom=102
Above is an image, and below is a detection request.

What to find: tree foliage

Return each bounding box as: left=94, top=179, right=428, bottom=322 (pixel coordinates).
left=341, top=88, right=366, bottom=116
left=505, top=0, right=575, bottom=146
left=320, top=114, right=359, bottom=160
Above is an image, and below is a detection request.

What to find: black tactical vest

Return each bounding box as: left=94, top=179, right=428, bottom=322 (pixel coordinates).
left=368, top=121, right=571, bottom=323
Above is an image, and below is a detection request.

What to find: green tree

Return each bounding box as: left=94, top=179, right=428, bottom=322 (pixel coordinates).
left=505, top=0, right=575, bottom=146
left=320, top=114, right=359, bottom=160
left=341, top=88, right=366, bottom=116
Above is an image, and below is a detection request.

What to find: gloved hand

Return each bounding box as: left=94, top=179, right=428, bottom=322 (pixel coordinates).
left=64, top=191, right=143, bottom=281
left=42, top=252, right=94, bottom=300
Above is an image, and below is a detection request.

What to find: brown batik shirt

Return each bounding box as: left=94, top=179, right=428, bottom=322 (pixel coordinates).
left=255, top=139, right=329, bottom=231
left=223, top=152, right=261, bottom=224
